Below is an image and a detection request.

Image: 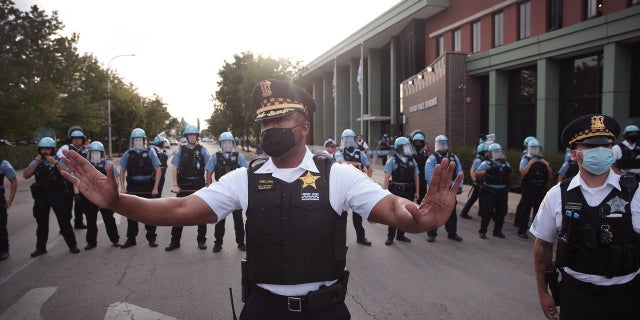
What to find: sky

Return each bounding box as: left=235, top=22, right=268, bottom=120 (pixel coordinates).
left=15, top=0, right=400, bottom=130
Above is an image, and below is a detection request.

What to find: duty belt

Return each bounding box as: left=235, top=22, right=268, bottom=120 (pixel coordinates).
left=561, top=270, right=640, bottom=296
left=250, top=277, right=348, bottom=312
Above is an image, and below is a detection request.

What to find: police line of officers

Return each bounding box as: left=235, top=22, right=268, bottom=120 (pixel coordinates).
left=0, top=124, right=250, bottom=260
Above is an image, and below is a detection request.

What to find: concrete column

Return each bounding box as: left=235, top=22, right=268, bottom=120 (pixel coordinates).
left=488, top=70, right=509, bottom=146
left=536, top=58, right=560, bottom=151
left=368, top=48, right=382, bottom=147
left=390, top=37, right=399, bottom=134
left=350, top=58, right=362, bottom=134
left=312, top=78, right=324, bottom=146
left=336, top=65, right=350, bottom=137
left=323, top=72, right=335, bottom=142
left=602, top=43, right=631, bottom=124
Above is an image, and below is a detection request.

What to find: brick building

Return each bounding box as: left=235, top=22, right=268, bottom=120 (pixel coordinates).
left=301, top=0, right=640, bottom=151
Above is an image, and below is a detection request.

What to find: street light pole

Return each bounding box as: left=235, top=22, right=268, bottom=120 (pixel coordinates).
left=107, top=54, right=135, bottom=158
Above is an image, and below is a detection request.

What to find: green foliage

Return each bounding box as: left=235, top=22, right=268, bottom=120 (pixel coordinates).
left=208, top=52, right=303, bottom=140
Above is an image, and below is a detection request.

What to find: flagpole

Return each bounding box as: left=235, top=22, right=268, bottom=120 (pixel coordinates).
left=334, top=58, right=337, bottom=141
left=359, top=42, right=364, bottom=143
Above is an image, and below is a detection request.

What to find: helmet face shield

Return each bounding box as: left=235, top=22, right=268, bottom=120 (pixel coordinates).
left=220, top=140, right=235, bottom=153
left=527, top=146, right=542, bottom=157
left=131, top=137, right=145, bottom=150
left=89, top=150, right=104, bottom=164
left=341, top=136, right=356, bottom=149
left=491, top=150, right=505, bottom=160
left=435, top=141, right=448, bottom=152
left=399, top=144, right=416, bottom=157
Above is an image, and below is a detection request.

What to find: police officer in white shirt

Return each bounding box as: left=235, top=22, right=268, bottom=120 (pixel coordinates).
left=531, top=114, right=640, bottom=320
left=61, top=79, right=462, bottom=319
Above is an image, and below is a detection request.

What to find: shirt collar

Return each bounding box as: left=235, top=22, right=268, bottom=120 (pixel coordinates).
left=567, top=168, right=620, bottom=191
left=255, top=147, right=319, bottom=174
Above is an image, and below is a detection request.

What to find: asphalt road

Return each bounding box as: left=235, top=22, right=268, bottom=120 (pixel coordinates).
left=0, top=143, right=543, bottom=319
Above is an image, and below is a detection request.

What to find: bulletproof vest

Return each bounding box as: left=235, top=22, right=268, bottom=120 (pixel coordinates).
left=356, top=140, right=366, bottom=151
left=414, top=150, right=428, bottom=180
left=522, top=156, right=548, bottom=187
left=564, top=160, right=579, bottom=180
left=214, top=152, right=240, bottom=181
left=434, top=152, right=457, bottom=183
left=474, top=154, right=487, bottom=184
left=68, top=144, right=88, bottom=157
left=616, top=143, right=640, bottom=170
left=154, top=147, right=169, bottom=169
left=391, top=154, right=414, bottom=184
left=484, top=159, right=511, bottom=186
left=342, top=149, right=363, bottom=163
left=93, top=161, right=107, bottom=176
left=35, top=161, right=65, bottom=190
left=178, top=144, right=205, bottom=179
left=556, top=180, right=640, bottom=277
left=126, top=149, right=154, bottom=177
left=246, top=154, right=347, bottom=285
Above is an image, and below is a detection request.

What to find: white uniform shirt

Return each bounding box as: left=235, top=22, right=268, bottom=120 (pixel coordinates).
left=195, top=147, right=390, bottom=296
left=529, top=169, right=640, bottom=285
left=612, top=140, right=640, bottom=174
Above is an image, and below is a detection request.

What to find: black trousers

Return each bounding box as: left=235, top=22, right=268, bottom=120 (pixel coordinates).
left=352, top=213, right=366, bottom=240
left=0, top=193, right=7, bottom=253
left=517, top=184, right=546, bottom=234
left=239, top=290, right=350, bottom=320
left=478, top=188, right=508, bottom=235
left=559, top=277, right=640, bottom=320
left=460, top=184, right=480, bottom=217
left=214, top=209, right=245, bottom=245
left=64, top=182, right=84, bottom=225
left=126, top=183, right=157, bottom=242
left=170, top=189, right=207, bottom=244
left=388, top=186, right=413, bottom=239
left=77, top=195, right=120, bottom=245
left=427, top=201, right=458, bottom=238
left=32, top=188, right=77, bottom=250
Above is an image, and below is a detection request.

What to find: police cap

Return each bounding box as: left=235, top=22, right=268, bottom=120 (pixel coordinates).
left=560, top=114, right=620, bottom=147
left=324, top=139, right=336, bottom=147
left=252, top=79, right=316, bottom=121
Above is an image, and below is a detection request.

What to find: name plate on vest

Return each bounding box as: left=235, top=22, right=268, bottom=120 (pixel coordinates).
left=257, top=179, right=274, bottom=191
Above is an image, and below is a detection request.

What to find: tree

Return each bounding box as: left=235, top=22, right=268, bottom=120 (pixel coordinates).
left=211, top=52, right=303, bottom=142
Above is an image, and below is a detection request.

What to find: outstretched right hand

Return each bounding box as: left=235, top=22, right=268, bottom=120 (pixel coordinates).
left=60, top=149, right=120, bottom=210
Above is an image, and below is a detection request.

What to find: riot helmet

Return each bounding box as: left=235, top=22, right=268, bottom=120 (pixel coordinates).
left=523, top=136, right=536, bottom=148
left=130, top=128, right=147, bottom=150
left=434, top=135, right=448, bottom=153
left=527, top=139, right=543, bottom=158
left=410, top=130, right=426, bottom=151
left=394, top=136, right=416, bottom=157
left=38, top=137, right=56, bottom=155
left=183, top=125, right=199, bottom=145
left=153, top=135, right=166, bottom=148
left=476, top=143, right=489, bottom=155
left=488, top=143, right=505, bottom=160
left=341, top=129, right=357, bottom=152
left=88, top=141, right=106, bottom=164
left=218, top=132, right=236, bottom=153
left=624, top=124, right=640, bottom=144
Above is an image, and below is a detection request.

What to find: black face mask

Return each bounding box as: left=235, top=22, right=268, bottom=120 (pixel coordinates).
left=260, top=124, right=303, bottom=158
left=413, top=142, right=424, bottom=151
left=626, top=134, right=639, bottom=144
left=346, top=146, right=355, bottom=153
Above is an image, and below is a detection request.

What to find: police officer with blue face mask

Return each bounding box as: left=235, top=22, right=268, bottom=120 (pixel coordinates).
left=531, top=114, right=640, bottom=320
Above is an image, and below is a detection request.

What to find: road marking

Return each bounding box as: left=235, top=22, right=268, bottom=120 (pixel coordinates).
left=105, top=302, right=178, bottom=320
left=0, top=286, right=57, bottom=320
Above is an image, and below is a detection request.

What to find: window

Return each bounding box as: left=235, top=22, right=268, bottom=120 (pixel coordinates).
left=548, top=0, right=563, bottom=31
left=453, top=29, right=461, bottom=51
left=508, top=67, right=537, bottom=149
left=519, top=1, right=531, bottom=39
left=472, top=21, right=481, bottom=53
left=585, top=0, right=602, bottom=19
left=493, top=12, right=504, bottom=47
left=436, top=35, right=444, bottom=57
